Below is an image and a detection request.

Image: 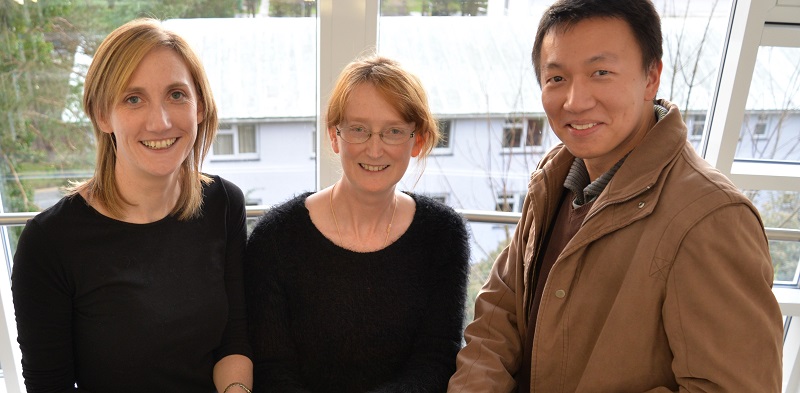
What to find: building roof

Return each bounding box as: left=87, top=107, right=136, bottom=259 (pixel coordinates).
left=69, top=15, right=799, bottom=122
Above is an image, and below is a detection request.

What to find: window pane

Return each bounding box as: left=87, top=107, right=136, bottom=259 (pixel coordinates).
left=736, top=46, right=800, bottom=162
left=437, top=120, right=452, bottom=149
left=744, top=189, right=800, bottom=285
left=214, top=134, right=235, bottom=155
left=526, top=118, right=544, bottom=146
left=502, top=127, right=522, bottom=148
left=238, top=124, right=257, bottom=154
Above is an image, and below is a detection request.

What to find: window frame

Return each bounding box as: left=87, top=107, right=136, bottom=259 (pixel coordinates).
left=209, top=123, right=259, bottom=161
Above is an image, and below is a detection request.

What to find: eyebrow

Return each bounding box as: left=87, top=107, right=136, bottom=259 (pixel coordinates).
left=123, top=82, right=192, bottom=93
left=543, top=52, right=619, bottom=71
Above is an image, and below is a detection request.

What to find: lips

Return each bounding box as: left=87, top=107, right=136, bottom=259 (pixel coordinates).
left=360, top=163, right=389, bottom=172
left=569, top=122, right=598, bottom=130
left=141, top=138, right=177, bottom=150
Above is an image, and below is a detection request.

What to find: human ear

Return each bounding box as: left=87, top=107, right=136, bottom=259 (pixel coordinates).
left=329, top=126, right=340, bottom=154
left=411, top=132, right=424, bottom=158
left=645, top=60, right=663, bottom=101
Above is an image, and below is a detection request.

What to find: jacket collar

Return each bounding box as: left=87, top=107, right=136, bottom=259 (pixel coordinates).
left=601, top=99, right=687, bottom=204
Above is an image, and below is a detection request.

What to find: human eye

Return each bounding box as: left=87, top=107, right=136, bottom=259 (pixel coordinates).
left=594, top=70, right=610, bottom=76
left=546, top=75, right=564, bottom=84
left=124, top=95, right=142, bottom=105
left=387, top=127, right=406, bottom=136
left=348, top=125, right=368, bottom=134
left=170, top=90, right=188, bottom=101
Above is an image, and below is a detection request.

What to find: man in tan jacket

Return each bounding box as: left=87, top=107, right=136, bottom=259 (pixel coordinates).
left=448, top=0, right=784, bottom=392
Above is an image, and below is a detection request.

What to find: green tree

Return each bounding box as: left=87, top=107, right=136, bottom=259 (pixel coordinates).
left=1, top=0, right=94, bottom=213
left=269, top=0, right=315, bottom=17
left=1, top=0, right=244, bottom=219
left=746, top=190, right=800, bottom=282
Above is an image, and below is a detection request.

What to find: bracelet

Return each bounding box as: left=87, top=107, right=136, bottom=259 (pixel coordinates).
left=223, top=382, right=252, bottom=393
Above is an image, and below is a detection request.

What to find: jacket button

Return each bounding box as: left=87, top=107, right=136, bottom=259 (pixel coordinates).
left=638, top=201, right=646, bottom=208
left=555, top=289, right=566, bottom=298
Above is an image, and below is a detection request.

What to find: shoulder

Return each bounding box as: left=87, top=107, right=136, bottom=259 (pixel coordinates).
left=408, top=193, right=470, bottom=240
left=672, top=145, right=753, bottom=207
left=410, top=193, right=463, bottom=222
left=249, top=192, right=312, bottom=239
left=28, top=194, right=88, bottom=230
left=203, top=174, right=245, bottom=205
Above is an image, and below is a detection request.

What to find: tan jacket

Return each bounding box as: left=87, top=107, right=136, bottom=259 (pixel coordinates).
left=448, top=101, right=783, bottom=393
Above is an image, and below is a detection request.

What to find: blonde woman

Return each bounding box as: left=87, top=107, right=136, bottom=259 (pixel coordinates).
left=244, top=56, right=470, bottom=392
left=11, top=19, right=252, bottom=392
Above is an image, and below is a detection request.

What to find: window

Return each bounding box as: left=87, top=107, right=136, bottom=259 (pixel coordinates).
left=436, top=119, right=453, bottom=150
left=754, top=113, right=769, bottom=138
left=502, top=118, right=524, bottom=148
left=211, top=123, right=258, bottom=160
left=526, top=118, right=545, bottom=147
left=502, top=117, right=546, bottom=149
left=425, top=193, right=448, bottom=204
left=495, top=193, right=516, bottom=212
left=688, top=113, right=706, bottom=140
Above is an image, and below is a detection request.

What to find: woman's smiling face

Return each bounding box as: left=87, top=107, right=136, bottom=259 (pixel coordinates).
left=99, top=46, right=202, bottom=184
left=330, top=82, right=422, bottom=195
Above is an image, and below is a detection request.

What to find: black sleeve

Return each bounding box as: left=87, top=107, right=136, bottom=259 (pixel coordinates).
left=370, top=203, right=472, bottom=393
left=244, top=203, right=312, bottom=393
left=12, top=220, right=90, bottom=392
left=215, top=178, right=253, bottom=361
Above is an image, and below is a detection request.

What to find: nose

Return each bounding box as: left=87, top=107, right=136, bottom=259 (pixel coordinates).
left=365, top=132, right=384, bottom=158
left=146, top=103, right=172, bottom=132
left=563, top=78, right=595, bottom=113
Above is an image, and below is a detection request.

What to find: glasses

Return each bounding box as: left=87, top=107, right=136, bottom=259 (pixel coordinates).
left=335, top=124, right=415, bottom=145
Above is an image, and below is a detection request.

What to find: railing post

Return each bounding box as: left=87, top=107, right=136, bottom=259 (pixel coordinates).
left=0, top=195, right=23, bottom=392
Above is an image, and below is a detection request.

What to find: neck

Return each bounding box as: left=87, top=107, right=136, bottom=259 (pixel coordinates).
left=115, top=169, right=182, bottom=224
left=330, top=181, right=398, bottom=250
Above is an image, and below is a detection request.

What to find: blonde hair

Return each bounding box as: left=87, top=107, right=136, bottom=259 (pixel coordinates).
left=71, top=18, right=217, bottom=220
left=326, top=55, right=440, bottom=171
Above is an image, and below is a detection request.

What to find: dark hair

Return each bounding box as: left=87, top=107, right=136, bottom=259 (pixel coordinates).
left=531, top=0, right=663, bottom=86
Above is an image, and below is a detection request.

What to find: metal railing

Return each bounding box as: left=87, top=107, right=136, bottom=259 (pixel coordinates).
left=2, top=209, right=798, bottom=242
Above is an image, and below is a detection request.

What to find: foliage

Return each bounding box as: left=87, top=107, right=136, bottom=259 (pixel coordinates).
left=269, top=0, right=315, bottom=17
left=465, top=238, right=509, bottom=323
left=746, top=190, right=800, bottom=282
left=381, top=0, right=487, bottom=16
left=1, top=0, right=94, bottom=212
left=0, top=0, right=246, bottom=215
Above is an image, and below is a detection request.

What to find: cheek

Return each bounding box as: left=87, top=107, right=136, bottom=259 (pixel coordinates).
left=541, top=91, right=561, bottom=113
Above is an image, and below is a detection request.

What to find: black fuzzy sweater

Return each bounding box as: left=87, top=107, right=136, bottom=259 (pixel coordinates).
left=244, top=192, right=470, bottom=393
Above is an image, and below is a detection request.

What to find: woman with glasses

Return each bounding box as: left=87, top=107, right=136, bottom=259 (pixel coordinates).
left=244, top=55, right=470, bottom=392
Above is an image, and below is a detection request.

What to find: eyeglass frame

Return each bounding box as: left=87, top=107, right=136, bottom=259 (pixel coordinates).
left=334, top=124, right=416, bottom=145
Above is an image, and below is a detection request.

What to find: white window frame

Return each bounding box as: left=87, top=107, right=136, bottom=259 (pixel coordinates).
left=501, top=116, right=547, bottom=153
left=704, top=1, right=800, bottom=391
left=209, top=123, right=259, bottom=161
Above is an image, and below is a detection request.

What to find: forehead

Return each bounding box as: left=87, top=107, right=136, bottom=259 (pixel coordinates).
left=344, top=83, right=405, bottom=120
left=128, top=46, right=195, bottom=86
left=541, top=17, right=643, bottom=66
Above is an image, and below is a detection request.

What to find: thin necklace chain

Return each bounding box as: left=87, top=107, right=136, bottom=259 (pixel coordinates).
left=329, top=183, right=398, bottom=249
